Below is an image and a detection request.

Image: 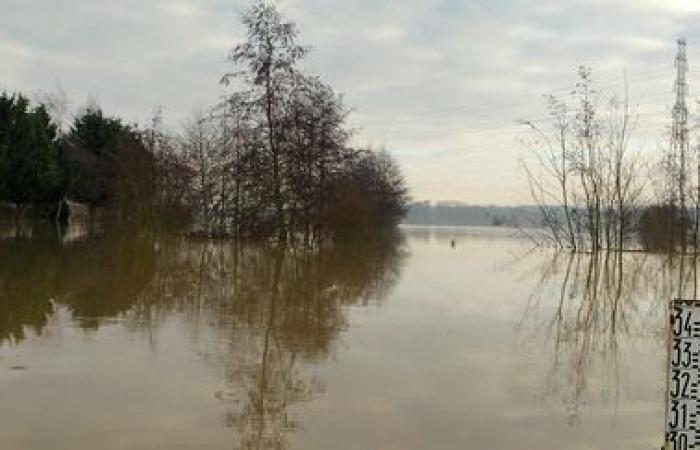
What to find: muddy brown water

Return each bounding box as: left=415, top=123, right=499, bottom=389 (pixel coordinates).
left=0, top=226, right=682, bottom=449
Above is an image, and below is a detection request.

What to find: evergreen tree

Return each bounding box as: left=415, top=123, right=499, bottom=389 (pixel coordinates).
left=0, top=92, right=62, bottom=213
left=64, top=107, right=128, bottom=208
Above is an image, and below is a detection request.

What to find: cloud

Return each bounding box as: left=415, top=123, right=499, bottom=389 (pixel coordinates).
left=1, top=0, right=695, bottom=203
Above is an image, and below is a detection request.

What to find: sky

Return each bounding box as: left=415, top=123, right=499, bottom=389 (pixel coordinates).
left=2, top=0, right=700, bottom=204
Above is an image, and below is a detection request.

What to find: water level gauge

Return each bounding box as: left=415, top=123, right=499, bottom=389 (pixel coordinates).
left=666, top=300, right=700, bottom=450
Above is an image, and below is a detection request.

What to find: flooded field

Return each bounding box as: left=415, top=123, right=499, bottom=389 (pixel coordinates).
left=0, top=226, right=682, bottom=449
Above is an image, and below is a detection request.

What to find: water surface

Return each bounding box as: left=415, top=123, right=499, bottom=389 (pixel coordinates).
left=0, top=226, right=680, bottom=449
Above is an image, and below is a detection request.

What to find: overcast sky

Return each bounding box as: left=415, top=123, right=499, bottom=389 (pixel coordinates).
left=3, top=0, right=700, bottom=204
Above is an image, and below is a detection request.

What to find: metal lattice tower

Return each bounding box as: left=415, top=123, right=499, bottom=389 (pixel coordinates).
left=673, top=38, right=689, bottom=143
left=672, top=38, right=690, bottom=249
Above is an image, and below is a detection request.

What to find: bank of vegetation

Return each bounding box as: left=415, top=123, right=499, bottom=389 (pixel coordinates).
left=520, top=61, right=700, bottom=254
left=0, top=1, right=408, bottom=245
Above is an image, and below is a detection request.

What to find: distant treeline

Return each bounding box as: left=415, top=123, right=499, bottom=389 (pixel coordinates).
left=403, top=201, right=677, bottom=252
left=403, top=202, right=542, bottom=227
left=0, top=1, right=409, bottom=244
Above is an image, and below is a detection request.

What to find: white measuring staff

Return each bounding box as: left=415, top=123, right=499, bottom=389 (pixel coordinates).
left=666, top=300, right=700, bottom=450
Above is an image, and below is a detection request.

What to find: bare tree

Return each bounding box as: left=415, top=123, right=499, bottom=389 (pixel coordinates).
left=222, top=0, right=308, bottom=245
left=181, top=110, right=219, bottom=235
left=520, top=66, right=644, bottom=252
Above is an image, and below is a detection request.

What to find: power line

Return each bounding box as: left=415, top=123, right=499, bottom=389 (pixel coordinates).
left=358, top=72, right=684, bottom=124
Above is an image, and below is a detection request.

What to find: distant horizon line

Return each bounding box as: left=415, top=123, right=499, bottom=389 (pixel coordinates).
left=409, top=201, right=542, bottom=208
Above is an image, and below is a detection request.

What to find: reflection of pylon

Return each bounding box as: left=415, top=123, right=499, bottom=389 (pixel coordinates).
left=672, top=38, right=689, bottom=249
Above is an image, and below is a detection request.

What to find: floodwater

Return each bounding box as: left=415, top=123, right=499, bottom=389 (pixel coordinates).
left=0, top=225, right=686, bottom=449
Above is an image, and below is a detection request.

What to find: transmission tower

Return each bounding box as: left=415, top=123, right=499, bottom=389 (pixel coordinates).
left=672, top=37, right=690, bottom=251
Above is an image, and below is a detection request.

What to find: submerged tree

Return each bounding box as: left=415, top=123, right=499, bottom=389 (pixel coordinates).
left=215, top=0, right=408, bottom=244
left=222, top=0, right=308, bottom=243
left=61, top=106, right=164, bottom=227
left=326, top=148, right=409, bottom=238
left=181, top=110, right=219, bottom=234
left=63, top=107, right=129, bottom=210
left=519, top=67, right=643, bottom=252
left=0, top=92, right=62, bottom=217
left=142, top=108, right=195, bottom=230
left=0, top=1, right=409, bottom=243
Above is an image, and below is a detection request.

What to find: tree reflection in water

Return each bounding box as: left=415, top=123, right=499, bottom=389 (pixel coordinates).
left=516, top=249, right=700, bottom=425
left=0, top=229, right=406, bottom=449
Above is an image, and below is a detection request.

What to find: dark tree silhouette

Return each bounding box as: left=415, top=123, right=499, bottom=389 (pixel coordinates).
left=0, top=2, right=410, bottom=244
left=0, top=92, right=62, bottom=217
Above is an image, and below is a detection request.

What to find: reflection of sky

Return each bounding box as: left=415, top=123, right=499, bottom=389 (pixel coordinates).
left=0, top=228, right=671, bottom=449
left=1, top=0, right=697, bottom=203
left=293, top=228, right=666, bottom=449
